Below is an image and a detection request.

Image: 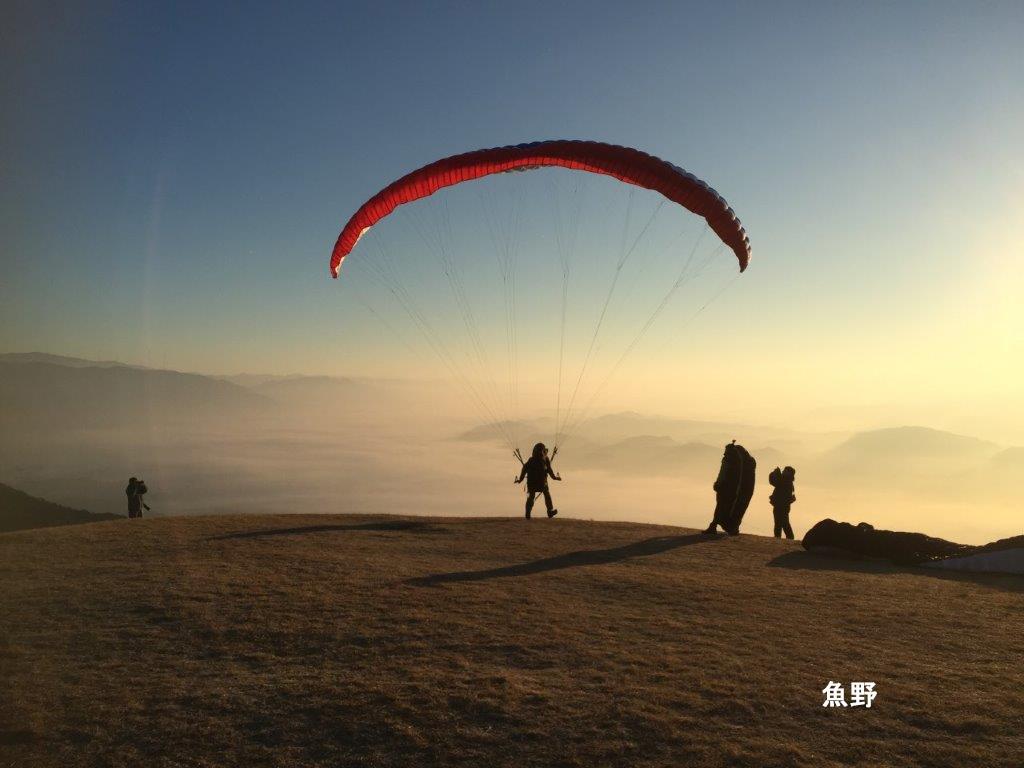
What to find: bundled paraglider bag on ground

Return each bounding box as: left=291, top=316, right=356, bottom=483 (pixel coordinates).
left=803, top=519, right=1024, bottom=574
left=803, top=519, right=970, bottom=565
left=713, top=443, right=756, bottom=533
left=728, top=445, right=756, bottom=531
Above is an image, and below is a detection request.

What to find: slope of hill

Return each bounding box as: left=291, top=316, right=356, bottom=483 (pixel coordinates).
left=246, top=375, right=363, bottom=407
left=575, top=411, right=744, bottom=442
left=1, top=514, right=1020, bottom=767
left=461, top=412, right=842, bottom=461
left=567, top=435, right=719, bottom=477
left=0, top=361, right=272, bottom=429
left=0, top=352, right=143, bottom=369
left=563, top=435, right=786, bottom=478
left=814, top=425, right=1001, bottom=482
left=217, top=373, right=307, bottom=387
left=0, top=482, right=121, bottom=532
left=570, top=412, right=837, bottom=451
left=823, top=426, right=999, bottom=462
left=991, top=446, right=1024, bottom=469
left=461, top=419, right=554, bottom=443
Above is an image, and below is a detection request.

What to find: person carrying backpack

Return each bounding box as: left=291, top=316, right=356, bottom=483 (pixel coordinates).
left=126, top=477, right=150, bottom=519
left=768, top=466, right=796, bottom=539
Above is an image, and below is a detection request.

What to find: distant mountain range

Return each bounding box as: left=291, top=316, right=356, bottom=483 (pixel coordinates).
left=822, top=426, right=999, bottom=463
left=992, top=446, right=1024, bottom=468
left=0, top=352, right=146, bottom=369
left=0, top=353, right=435, bottom=427
left=459, top=413, right=1023, bottom=495
left=811, top=426, right=1005, bottom=490
left=462, top=411, right=841, bottom=458
left=2, top=353, right=1021, bottom=513
left=0, top=482, right=121, bottom=533
left=0, top=360, right=272, bottom=429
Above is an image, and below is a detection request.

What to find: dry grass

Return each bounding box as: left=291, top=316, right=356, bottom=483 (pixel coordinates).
left=1, top=514, right=1022, bottom=767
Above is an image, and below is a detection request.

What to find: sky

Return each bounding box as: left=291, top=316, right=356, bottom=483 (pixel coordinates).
left=3, top=1, right=1023, bottom=441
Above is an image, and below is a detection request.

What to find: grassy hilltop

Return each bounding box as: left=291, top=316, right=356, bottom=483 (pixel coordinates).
left=1, top=515, right=1022, bottom=767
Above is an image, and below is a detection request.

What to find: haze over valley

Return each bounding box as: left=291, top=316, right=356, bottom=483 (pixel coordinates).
left=3, top=353, right=1019, bottom=543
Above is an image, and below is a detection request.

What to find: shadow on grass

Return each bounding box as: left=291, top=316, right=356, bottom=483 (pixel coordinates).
left=768, top=550, right=1024, bottom=593
left=408, top=533, right=717, bottom=586
left=209, top=520, right=443, bottom=541
left=0, top=729, right=39, bottom=746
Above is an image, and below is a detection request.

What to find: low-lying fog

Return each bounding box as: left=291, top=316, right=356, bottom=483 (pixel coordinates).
left=2, top=355, right=1020, bottom=544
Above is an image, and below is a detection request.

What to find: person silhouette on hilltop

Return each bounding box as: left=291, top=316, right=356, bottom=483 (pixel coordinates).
left=768, top=465, right=797, bottom=539
left=515, top=443, right=560, bottom=519
left=125, top=477, right=150, bottom=519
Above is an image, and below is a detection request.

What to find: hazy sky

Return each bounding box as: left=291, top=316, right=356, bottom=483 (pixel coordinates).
left=3, top=2, right=1022, bottom=438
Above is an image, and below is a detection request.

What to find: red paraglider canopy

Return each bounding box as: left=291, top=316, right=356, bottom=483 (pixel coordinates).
left=330, top=140, right=750, bottom=277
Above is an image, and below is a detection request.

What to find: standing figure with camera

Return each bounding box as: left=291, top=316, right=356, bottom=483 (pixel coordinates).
left=126, top=477, right=150, bottom=519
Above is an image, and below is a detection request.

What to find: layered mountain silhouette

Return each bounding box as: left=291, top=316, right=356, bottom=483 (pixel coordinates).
left=812, top=426, right=1003, bottom=488
left=0, top=482, right=121, bottom=533
left=563, top=435, right=785, bottom=478
left=1, top=353, right=1020, bottom=528
left=0, top=361, right=271, bottom=429
left=0, top=352, right=145, bottom=369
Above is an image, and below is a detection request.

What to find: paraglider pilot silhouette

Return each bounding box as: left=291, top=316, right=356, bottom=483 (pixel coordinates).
left=515, top=443, right=560, bottom=519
